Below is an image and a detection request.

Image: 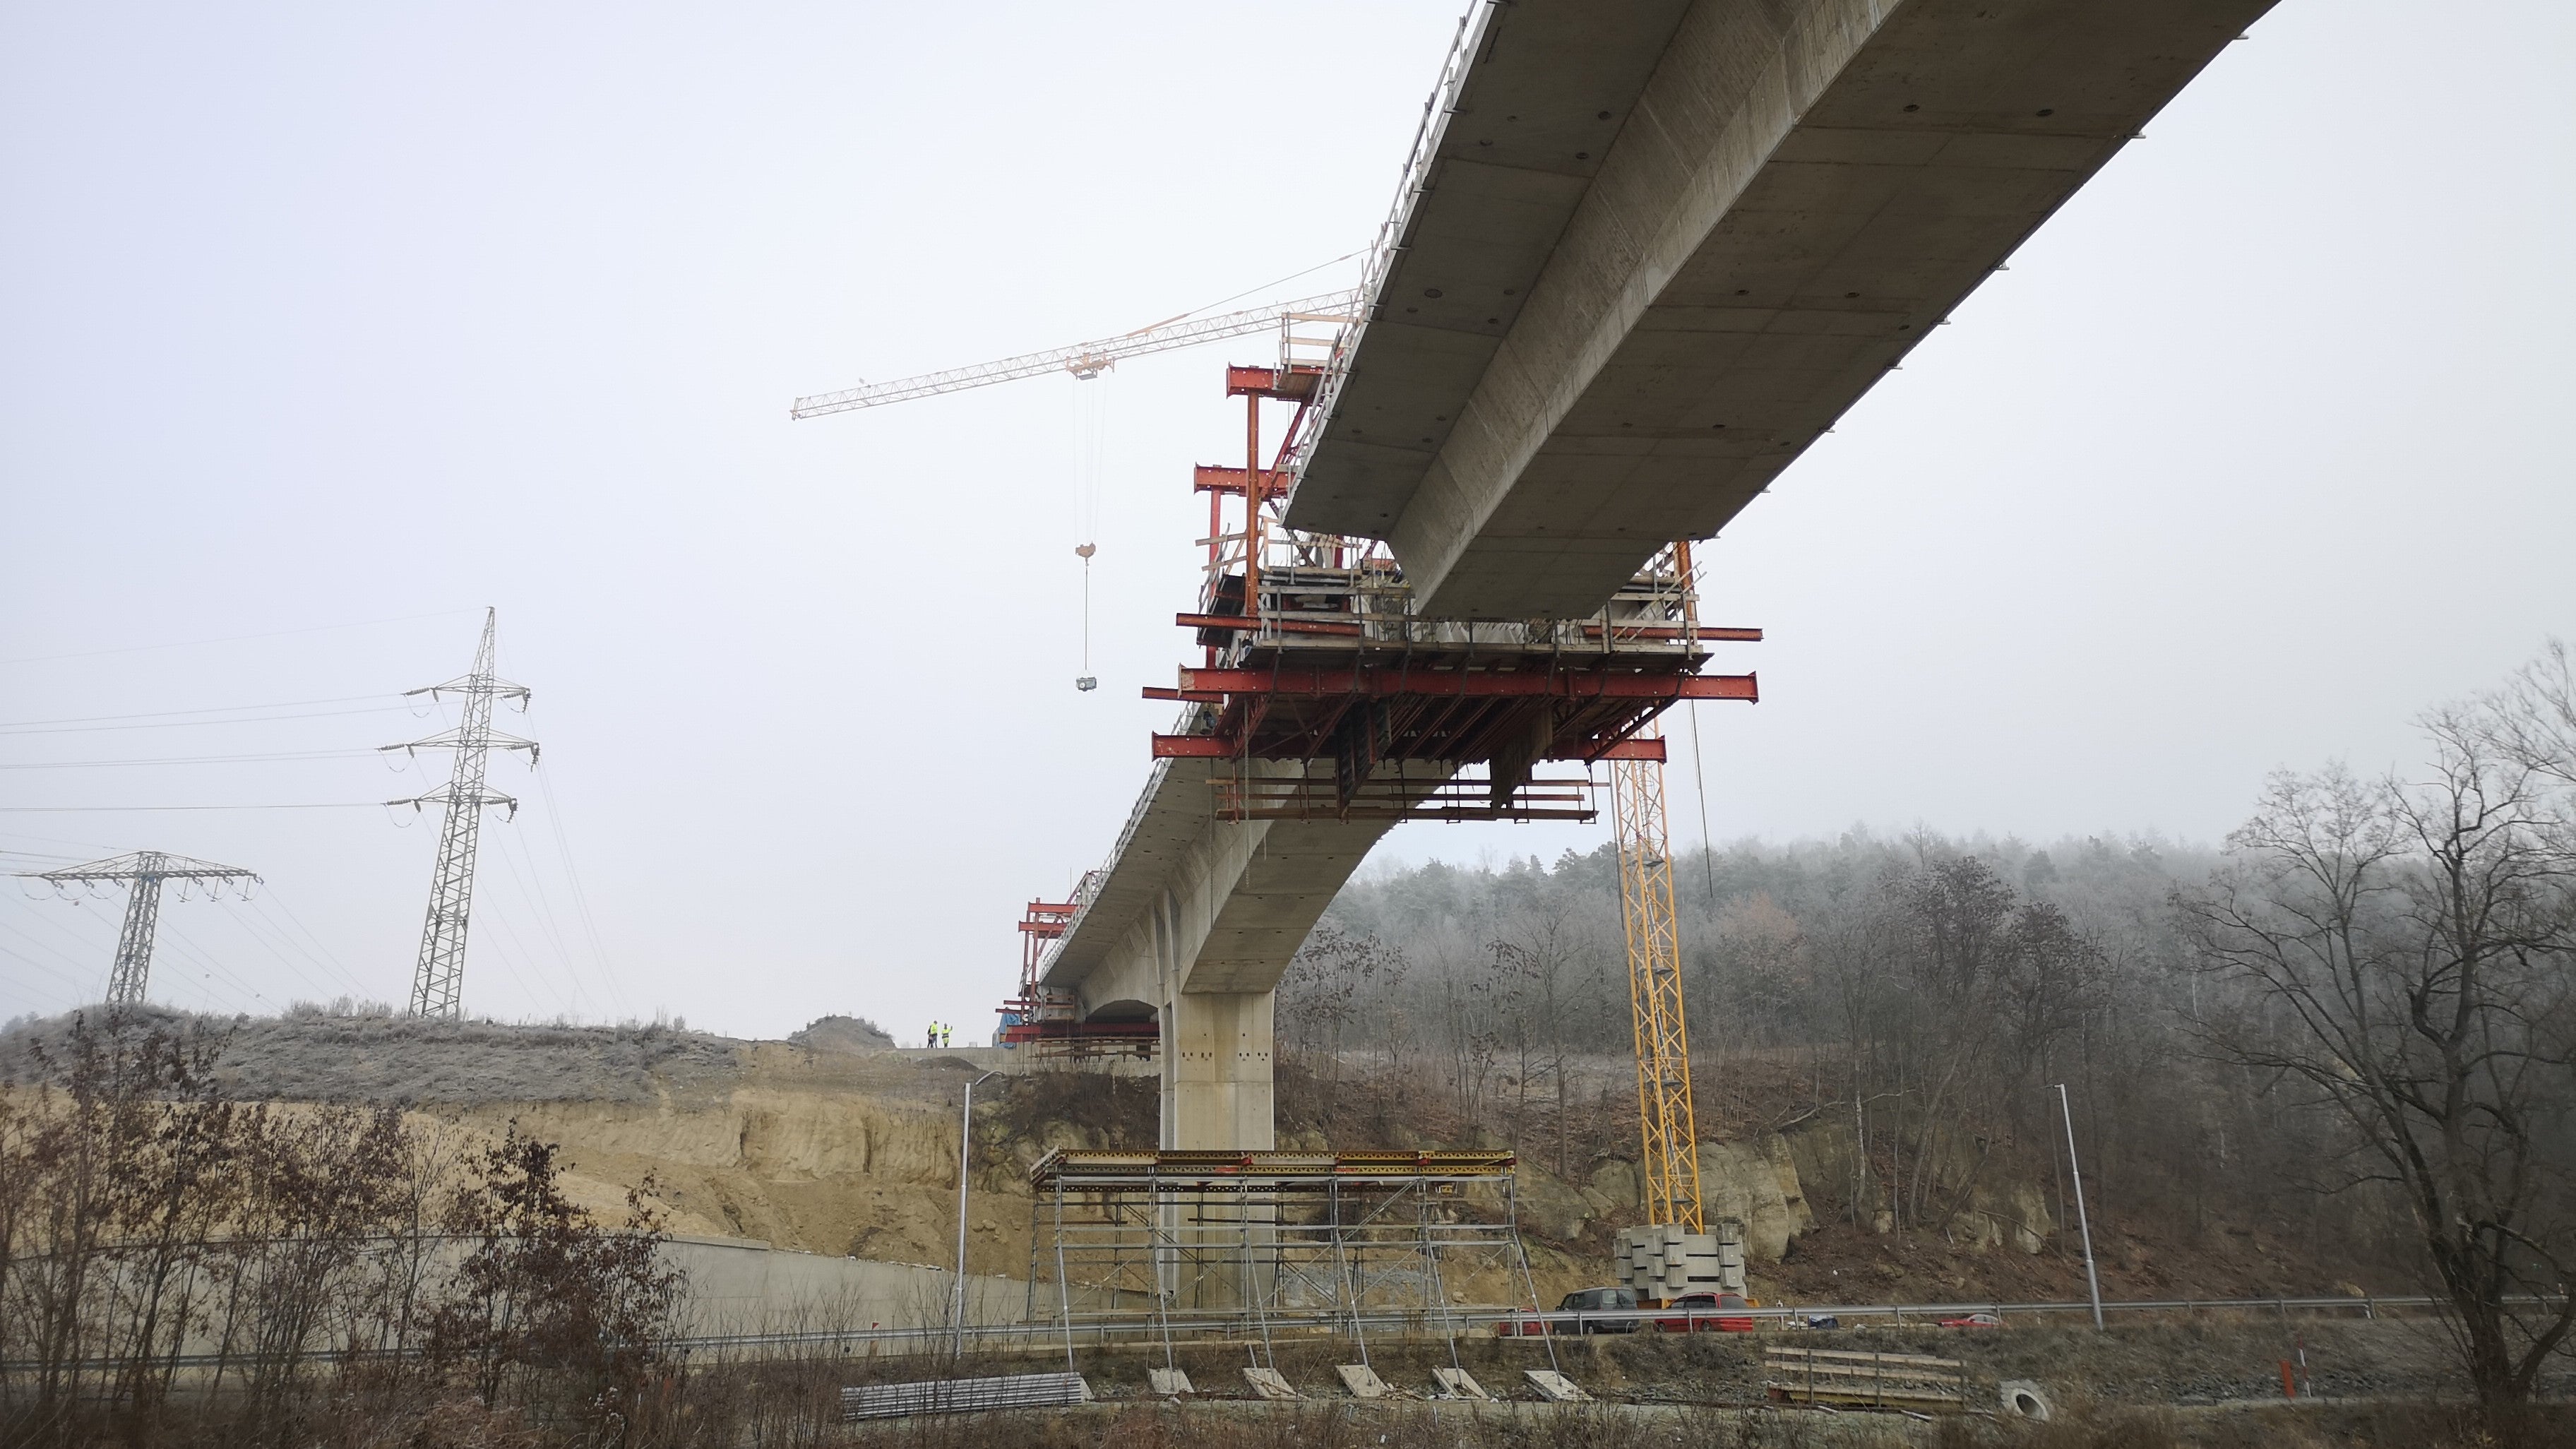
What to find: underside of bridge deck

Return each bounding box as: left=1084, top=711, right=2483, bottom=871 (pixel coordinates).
left=1284, top=0, right=2275, bottom=619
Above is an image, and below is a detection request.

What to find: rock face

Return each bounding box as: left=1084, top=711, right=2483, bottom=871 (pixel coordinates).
left=1579, top=1136, right=1815, bottom=1263
left=1775, top=1119, right=2058, bottom=1253
left=1697, top=1138, right=1814, bottom=1263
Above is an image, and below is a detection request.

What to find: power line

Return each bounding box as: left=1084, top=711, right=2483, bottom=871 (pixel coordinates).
left=530, top=763, right=627, bottom=1020
left=208, top=898, right=347, bottom=1006
left=151, top=917, right=271, bottom=1015
left=220, top=894, right=377, bottom=1005
left=0, top=705, right=417, bottom=737
left=0, top=803, right=387, bottom=813
left=0, top=749, right=386, bottom=770
left=0, top=693, right=401, bottom=729
left=0, top=828, right=136, bottom=854
left=491, top=818, right=590, bottom=1015
left=0, top=609, right=477, bottom=667
left=0, top=946, right=86, bottom=1012
left=250, top=891, right=378, bottom=1002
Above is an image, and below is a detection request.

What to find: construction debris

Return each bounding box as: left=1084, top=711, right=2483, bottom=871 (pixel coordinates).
left=1764, top=1347, right=1968, bottom=1412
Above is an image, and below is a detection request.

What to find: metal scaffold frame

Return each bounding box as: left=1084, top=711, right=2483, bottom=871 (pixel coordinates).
left=1026, top=1150, right=1547, bottom=1372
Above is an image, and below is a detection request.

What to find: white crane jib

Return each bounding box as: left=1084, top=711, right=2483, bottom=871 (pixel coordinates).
left=789, top=289, right=1361, bottom=418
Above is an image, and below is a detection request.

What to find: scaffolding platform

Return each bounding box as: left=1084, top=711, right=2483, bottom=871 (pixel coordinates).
left=1026, top=1148, right=1542, bottom=1366
left=1146, top=367, right=1759, bottom=823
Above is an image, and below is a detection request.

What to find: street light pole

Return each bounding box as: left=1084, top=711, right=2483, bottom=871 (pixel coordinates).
left=952, top=1068, right=1001, bottom=1356
left=2056, top=1082, right=2106, bottom=1331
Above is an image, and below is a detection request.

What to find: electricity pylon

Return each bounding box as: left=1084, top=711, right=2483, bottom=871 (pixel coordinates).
left=384, top=607, right=535, bottom=1019
left=23, top=852, right=261, bottom=1008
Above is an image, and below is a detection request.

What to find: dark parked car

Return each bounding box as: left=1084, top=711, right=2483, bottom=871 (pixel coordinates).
left=1495, top=1286, right=1641, bottom=1335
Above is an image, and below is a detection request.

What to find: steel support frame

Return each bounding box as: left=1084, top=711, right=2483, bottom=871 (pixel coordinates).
left=1032, top=1152, right=1530, bottom=1360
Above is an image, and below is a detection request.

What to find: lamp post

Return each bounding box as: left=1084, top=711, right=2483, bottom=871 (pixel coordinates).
left=2055, top=1082, right=2106, bottom=1331
left=952, top=1068, right=1001, bottom=1356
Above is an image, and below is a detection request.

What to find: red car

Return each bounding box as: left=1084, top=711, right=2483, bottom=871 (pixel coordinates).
left=1653, top=1292, right=1757, bottom=1332
left=1938, top=1311, right=2003, bottom=1329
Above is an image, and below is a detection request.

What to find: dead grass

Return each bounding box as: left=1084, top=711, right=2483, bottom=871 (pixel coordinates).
left=0, top=1006, right=744, bottom=1105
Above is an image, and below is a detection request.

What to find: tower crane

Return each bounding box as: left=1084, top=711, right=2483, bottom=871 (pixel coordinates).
left=789, top=290, right=1361, bottom=417
left=791, top=278, right=1737, bottom=1297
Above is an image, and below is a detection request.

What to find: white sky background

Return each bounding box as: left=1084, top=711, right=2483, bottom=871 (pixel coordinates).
left=2, top=1, right=2570, bottom=1039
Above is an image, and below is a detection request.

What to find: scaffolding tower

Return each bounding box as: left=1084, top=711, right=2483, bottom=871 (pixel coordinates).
left=1028, top=1148, right=1542, bottom=1371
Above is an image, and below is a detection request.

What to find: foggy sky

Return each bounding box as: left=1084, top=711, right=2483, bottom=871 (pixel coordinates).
left=4, top=1, right=2570, bottom=1039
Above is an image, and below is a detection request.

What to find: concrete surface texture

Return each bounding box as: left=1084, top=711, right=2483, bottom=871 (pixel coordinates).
left=1287, top=0, right=2277, bottom=618
left=1041, top=758, right=1405, bottom=1150
left=662, top=1232, right=1024, bottom=1335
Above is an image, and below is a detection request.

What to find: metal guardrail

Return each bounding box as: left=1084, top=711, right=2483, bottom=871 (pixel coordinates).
left=13, top=1293, right=2532, bottom=1373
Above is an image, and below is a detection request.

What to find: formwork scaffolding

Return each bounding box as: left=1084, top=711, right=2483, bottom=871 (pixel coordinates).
left=1027, top=1149, right=1544, bottom=1369
left=996, top=890, right=1157, bottom=1058
left=1146, top=364, right=1760, bottom=825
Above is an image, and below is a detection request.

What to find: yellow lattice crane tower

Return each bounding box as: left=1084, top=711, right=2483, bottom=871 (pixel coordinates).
left=1609, top=542, right=1748, bottom=1306
left=1611, top=730, right=1701, bottom=1232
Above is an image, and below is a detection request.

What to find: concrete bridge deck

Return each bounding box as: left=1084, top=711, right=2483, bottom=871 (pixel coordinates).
left=1042, top=0, right=2272, bottom=1150
left=1286, top=0, right=2274, bottom=617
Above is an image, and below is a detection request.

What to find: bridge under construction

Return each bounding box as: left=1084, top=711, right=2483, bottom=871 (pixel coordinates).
left=801, top=0, right=2274, bottom=1302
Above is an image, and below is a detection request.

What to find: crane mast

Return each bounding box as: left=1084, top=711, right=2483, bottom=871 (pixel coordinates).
left=1613, top=727, right=1703, bottom=1233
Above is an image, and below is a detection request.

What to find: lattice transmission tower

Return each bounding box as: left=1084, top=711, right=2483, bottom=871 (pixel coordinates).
left=22, top=852, right=261, bottom=1009
left=384, top=607, right=535, bottom=1018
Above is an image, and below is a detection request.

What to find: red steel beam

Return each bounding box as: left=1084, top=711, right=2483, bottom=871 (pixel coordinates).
left=1174, top=612, right=1364, bottom=637
left=1174, top=667, right=1758, bottom=703
left=1591, top=737, right=1666, bottom=761
left=1150, top=733, right=1670, bottom=761
left=1192, top=465, right=1293, bottom=496
left=1151, top=735, right=1237, bottom=758
left=1225, top=364, right=1319, bottom=400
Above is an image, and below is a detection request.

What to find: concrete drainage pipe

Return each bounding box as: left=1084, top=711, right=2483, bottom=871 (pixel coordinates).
left=1998, top=1380, right=2054, bottom=1422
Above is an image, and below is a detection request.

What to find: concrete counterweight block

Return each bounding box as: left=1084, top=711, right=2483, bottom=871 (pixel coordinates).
left=1523, top=1369, right=1591, bottom=1403
left=1242, top=1366, right=1299, bottom=1401
left=1431, top=1366, right=1493, bottom=1400
left=1147, top=1368, right=1195, bottom=1397
left=1335, top=1364, right=1389, bottom=1399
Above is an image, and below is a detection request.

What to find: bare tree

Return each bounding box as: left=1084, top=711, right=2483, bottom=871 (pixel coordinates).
left=2181, top=671, right=2576, bottom=1405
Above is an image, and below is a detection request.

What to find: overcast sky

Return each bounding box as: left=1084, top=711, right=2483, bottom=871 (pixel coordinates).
left=3, top=1, right=2570, bottom=1039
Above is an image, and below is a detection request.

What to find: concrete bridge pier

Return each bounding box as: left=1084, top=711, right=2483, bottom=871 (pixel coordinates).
left=1047, top=758, right=1414, bottom=1152
left=1162, top=989, right=1275, bottom=1150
